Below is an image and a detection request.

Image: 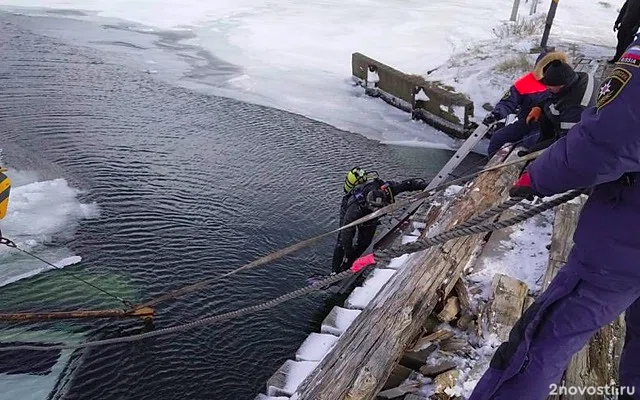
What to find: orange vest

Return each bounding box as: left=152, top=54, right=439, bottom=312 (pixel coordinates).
left=514, top=72, right=547, bottom=95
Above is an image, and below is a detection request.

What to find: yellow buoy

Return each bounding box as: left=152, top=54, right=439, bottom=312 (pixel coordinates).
left=0, top=170, right=10, bottom=220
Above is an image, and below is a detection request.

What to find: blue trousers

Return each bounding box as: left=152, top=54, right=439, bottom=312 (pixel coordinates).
left=488, top=119, right=539, bottom=156
left=469, top=252, right=640, bottom=400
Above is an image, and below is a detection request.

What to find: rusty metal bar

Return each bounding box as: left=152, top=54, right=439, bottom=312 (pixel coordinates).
left=0, top=306, right=154, bottom=322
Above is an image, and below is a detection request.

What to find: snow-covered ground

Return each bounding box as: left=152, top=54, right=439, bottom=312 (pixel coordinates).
left=0, top=0, right=622, bottom=148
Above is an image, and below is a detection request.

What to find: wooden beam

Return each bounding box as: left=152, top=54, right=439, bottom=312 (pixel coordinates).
left=293, top=148, right=522, bottom=400
left=484, top=274, right=529, bottom=342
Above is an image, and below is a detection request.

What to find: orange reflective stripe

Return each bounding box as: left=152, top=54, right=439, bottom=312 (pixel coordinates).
left=514, top=72, right=547, bottom=95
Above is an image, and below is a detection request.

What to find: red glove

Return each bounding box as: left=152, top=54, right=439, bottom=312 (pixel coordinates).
left=350, top=253, right=376, bottom=273
left=509, top=171, right=536, bottom=200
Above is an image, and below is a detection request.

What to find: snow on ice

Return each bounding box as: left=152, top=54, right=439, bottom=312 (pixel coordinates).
left=0, top=170, right=99, bottom=286
left=0, top=0, right=620, bottom=148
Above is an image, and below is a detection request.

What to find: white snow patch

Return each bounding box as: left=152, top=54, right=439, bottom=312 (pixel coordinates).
left=320, top=307, right=361, bottom=336
left=444, top=185, right=464, bottom=197
left=415, top=88, right=430, bottom=102
left=401, top=235, right=419, bottom=245
left=282, top=361, right=318, bottom=395
left=345, top=268, right=396, bottom=309
left=295, top=333, right=338, bottom=362
left=255, top=395, right=289, bottom=400
left=468, top=211, right=553, bottom=299
left=386, top=254, right=410, bottom=270
left=366, top=69, right=379, bottom=83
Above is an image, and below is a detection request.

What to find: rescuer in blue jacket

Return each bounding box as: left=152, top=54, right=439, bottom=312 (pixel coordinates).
left=469, top=38, right=640, bottom=400
left=484, top=52, right=559, bottom=156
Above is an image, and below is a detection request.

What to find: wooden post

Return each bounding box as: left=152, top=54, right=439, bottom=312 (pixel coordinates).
left=294, top=148, right=523, bottom=400
left=510, top=0, right=521, bottom=21
left=540, top=0, right=560, bottom=50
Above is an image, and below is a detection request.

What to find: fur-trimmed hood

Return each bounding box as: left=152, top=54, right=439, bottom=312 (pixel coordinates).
left=533, top=51, right=569, bottom=80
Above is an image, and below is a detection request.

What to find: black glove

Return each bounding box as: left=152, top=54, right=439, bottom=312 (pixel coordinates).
left=509, top=171, right=537, bottom=201
left=482, top=112, right=499, bottom=126
left=410, top=178, right=427, bottom=190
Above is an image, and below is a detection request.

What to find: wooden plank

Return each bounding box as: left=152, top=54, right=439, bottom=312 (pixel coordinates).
left=293, top=147, right=522, bottom=400
left=437, top=296, right=460, bottom=323
left=541, top=199, right=584, bottom=291
left=382, top=364, right=414, bottom=391
left=484, top=274, right=528, bottom=342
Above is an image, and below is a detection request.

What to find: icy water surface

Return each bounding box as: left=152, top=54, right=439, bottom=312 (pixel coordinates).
left=0, top=14, right=483, bottom=399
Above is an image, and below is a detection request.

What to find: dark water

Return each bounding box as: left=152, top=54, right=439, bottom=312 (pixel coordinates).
left=0, top=13, right=483, bottom=400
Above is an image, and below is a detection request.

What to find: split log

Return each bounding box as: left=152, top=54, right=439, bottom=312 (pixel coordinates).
left=419, top=361, right=457, bottom=377
left=377, top=382, right=420, bottom=399
left=484, top=274, right=528, bottom=342
left=454, top=278, right=475, bottom=315
left=294, top=148, right=523, bottom=400
left=382, top=364, right=414, bottom=391
left=453, top=279, right=476, bottom=330
left=411, top=329, right=454, bottom=352
left=541, top=197, right=627, bottom=400
left=433, top=369, right=460, bottom=393
left=437, top=296, right=460, bottom=323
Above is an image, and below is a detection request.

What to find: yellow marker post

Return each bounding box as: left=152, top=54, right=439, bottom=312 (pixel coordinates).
left=0, top=170, right=10, bottom=220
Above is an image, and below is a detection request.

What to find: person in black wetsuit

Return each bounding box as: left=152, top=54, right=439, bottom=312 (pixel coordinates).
left=331, top=175, right=427, bottom=274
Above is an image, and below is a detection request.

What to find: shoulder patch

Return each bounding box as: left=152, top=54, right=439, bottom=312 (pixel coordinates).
left=501, top=89, right=511, bottom=100
left=617, top=46, right=640, bottom=68
left=597, top=67, right=632, bottom=110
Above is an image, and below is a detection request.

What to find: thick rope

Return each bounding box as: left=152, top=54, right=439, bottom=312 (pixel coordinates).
left=0, top=190, right=578, bottom=352
left=136, top=152, right=543, bottom=310
left=454, top=197, right=522, bottom=229
left=376, top=190, right=581, bottom=262
left=0, top=269, right=356, bottom=352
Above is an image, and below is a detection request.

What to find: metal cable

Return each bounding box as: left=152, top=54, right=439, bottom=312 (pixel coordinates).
left=376, top=190, right=581, bottom=262
left=0, top=237, right=132, bottom=307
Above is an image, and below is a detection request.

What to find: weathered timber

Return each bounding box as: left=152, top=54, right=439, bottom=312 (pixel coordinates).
left=542, top=199, right=584, bottom=291
left=437, top=297, right=460, bottom=323
left=419, top=361, right=458, bottom=377
left=377, top=382, right=420, bottom=399
left=541, top=197, right=627, bottom=400
left=294, top=147, right=522, bottom=400
left=454, top=278, right=475, bottom=315
left=382, top=364, right=414, bottom=391
left=410, top=329, right=454, bottom=352
left=433, top=369, right=460, bottom=393
left=351, top=52, right=475, bottom=138
left=454, top=278, right=476, bottom=330
left=484, top=274, right=529, bottom=342
left=400, top=345, right=438, bottom=371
